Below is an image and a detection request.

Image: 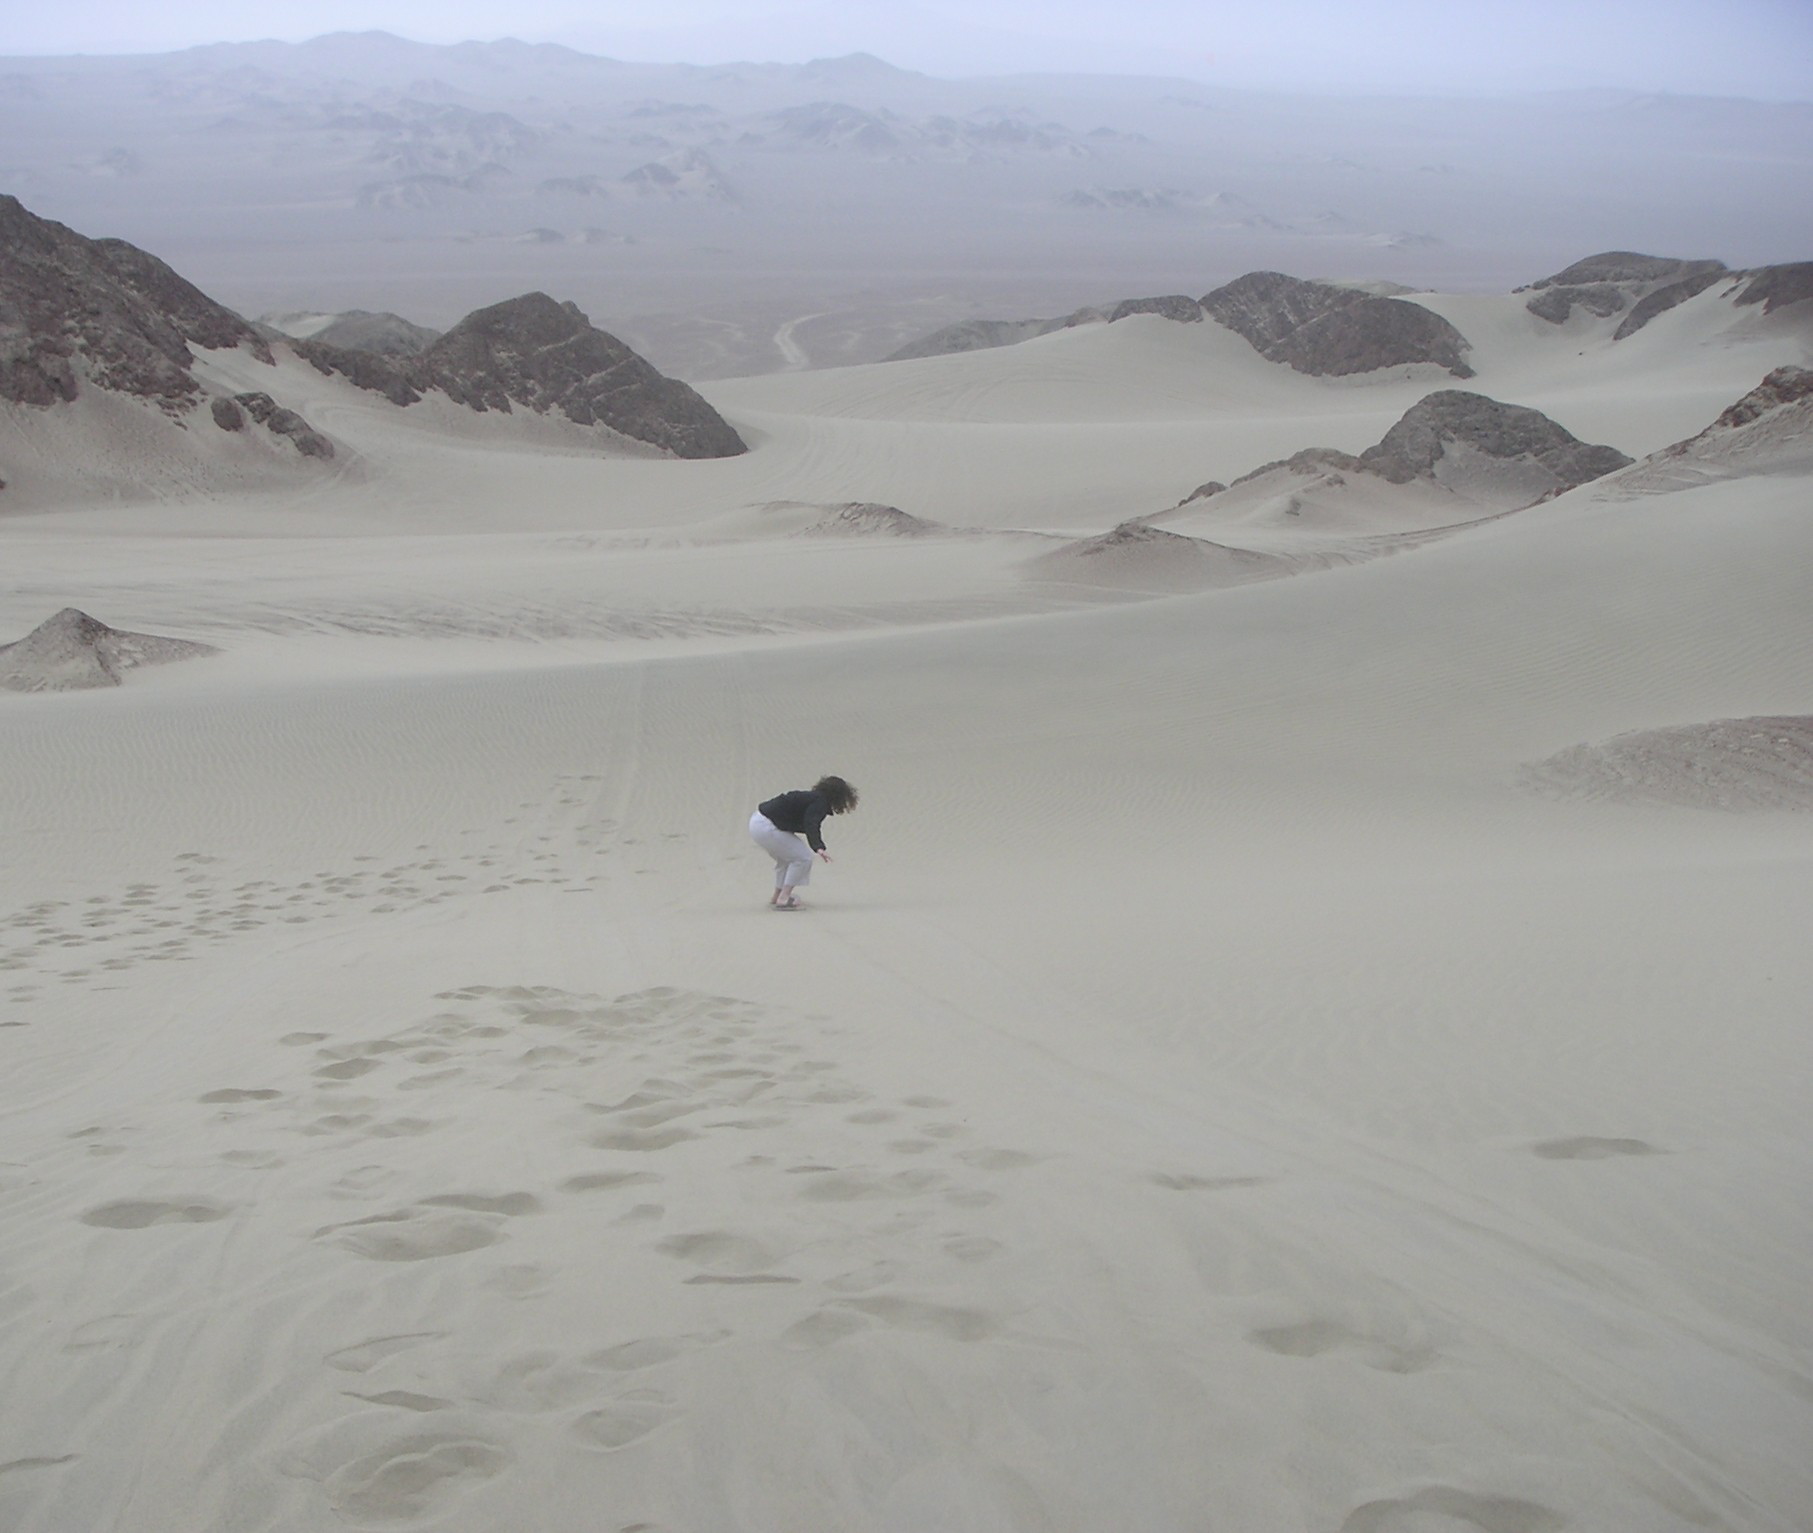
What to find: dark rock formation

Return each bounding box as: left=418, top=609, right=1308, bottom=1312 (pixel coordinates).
left=1708, top=364, right=1813, bottom=428
left=299, top=293, right=746, bottom=459
left=1359, top=390, right=1631, bottom=488
left=1269, top=298, right=1474, bottom=379
left=1612, top=268, right=1727, bottom=339
left=231, top=393, right=335, bottom=458
left=1201, top=272, right=1364, bottom=352
left=1519, top=250, right=1727, bottom=331
left=1733, top=262, right=1813, bottom=315
left=0, top=193, right=270, bottom=412
left=1107, top=295, right=1203, bottom=324
left=1214, top=392, right=1629, bottom=510
left=1201, top=272, right=1472, bottom=378
left=1525, top=252, right=1717, bottom=288
left=0, top=608, right=218, bottom=692
left=1527, top=283, right=1627, bottom=324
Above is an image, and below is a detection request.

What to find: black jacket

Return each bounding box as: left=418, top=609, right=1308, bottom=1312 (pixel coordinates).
left=758, top=790, right=830, bottom=852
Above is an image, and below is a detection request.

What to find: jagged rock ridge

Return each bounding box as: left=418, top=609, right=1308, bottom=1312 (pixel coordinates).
left=298, top=293, right=746, bottom=459
left=0, top=192, right=270, bottom=411
left=0, top=608, right=218, bottom=693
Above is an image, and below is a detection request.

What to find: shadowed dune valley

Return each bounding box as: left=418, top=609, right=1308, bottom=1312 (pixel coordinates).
left=3, top=17, right=1813, bottom=1533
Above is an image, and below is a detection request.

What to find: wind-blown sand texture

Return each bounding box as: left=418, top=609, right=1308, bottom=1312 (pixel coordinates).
left=3, top=265, right=1812, bottom=1533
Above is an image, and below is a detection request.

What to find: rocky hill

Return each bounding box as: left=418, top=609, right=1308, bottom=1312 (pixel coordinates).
left=1197, top=390, right=1631, bottom=512
left=1359, top=391, right=1632, bottom=490
left=297, top=294, right=747, bottom=459
left=0, top=192, right=270, bottom=411
left=1201, top=272, right=1474, bottom=378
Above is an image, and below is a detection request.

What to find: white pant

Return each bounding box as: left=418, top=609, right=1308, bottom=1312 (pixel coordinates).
left=749, top=811, right=813, bottom=889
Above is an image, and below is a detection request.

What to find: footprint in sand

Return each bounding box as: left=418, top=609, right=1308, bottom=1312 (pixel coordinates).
left=1530, top=1137, right=1660, bottom=1160
left=308, top=1430, right=511, bottom=1526
left=79, top=1198, right=232, bottom=1229
left=1150, top=1172, right=1271, bottom=1192
left=1340, top=1486, right=1564, bottom=1533
left=571, top=1391, right=677, bottom=1451
left=317, top=1207, right=508, bottom=1263
left=1247, top=1317, right=1437, bottom=1375
left=324, top=1333, right=448, bottom=1374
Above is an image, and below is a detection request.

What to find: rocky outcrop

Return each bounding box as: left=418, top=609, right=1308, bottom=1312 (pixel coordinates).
left=1200, top=271, right=1473, bottom=378
left=1732, top=262, right=1813, bottom=315
left=1204, top=392, right=1629, bottom=510
left=0, top=608, right=217, bottom=692
left=299, top=293, right=746, bottom=459
left=0, top=193, right=269, bottom=412
left=1612, top=268, right=1727, bottom=339
left=1268, top=297, right=1473, bottom=379
left=1624, top=365, right=1813, bottom=486
left=1106, top=295, right=1203, bottom=324
left=213, top=392, right=335, bottom=458
left=1518, top=250, right=1727, bottom=333
left=1358, top=391, right=1631, bottom=489
left=1200, top=272, right=1363, bottom=352
left=1707, top=364, right=1813, bottom=428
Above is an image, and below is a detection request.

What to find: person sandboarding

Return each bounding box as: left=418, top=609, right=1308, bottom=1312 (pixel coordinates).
left=748, top=775, right=858, bottom=910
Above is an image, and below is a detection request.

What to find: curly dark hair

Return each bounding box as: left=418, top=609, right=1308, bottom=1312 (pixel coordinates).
left=813, top=775, right=859, bottom=814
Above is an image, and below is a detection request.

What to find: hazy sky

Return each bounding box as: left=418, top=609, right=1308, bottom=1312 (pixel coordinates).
left=5, top=0, right=1812, bottom=99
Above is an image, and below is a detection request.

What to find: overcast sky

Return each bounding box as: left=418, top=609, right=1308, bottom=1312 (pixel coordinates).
left=5, top=0, right=1811, bottom=99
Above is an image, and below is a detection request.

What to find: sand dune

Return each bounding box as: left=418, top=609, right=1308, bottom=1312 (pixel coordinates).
left=2, top=257, right=1812, bottom=1533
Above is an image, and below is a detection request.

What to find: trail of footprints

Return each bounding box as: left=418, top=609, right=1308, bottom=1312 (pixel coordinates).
left=66, top=985, right=1066, bottom=1527
left=0, top=775, right=619, bottom=1011
left=55, top=980, right=1593, bottom=1529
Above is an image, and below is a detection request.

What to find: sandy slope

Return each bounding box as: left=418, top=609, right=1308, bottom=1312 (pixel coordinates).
left=2, top=290, right=1811, bottom=1533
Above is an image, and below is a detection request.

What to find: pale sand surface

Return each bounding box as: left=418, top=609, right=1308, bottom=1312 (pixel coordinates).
left=2, top=288, right=1811, bottom=1531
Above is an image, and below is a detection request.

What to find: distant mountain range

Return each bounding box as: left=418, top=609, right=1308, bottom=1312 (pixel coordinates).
left=5, top=30, right=1809, bottom=378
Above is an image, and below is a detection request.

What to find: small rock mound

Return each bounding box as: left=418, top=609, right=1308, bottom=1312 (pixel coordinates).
left=300, top=293, right=746, bottom=459
left=1213, top=393, right=1628, bottom=512
left=1201, top=271, right=1472, bottom=378
left=0, top=608, right=218, bottom=692
left=1522, top=717, right=1813, bottom=811
left=1024, top=521, right=1282, bottom=591
left=1360, top=390, right=1632, bottom=492
left=800, top=502, right=942, bottom=536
